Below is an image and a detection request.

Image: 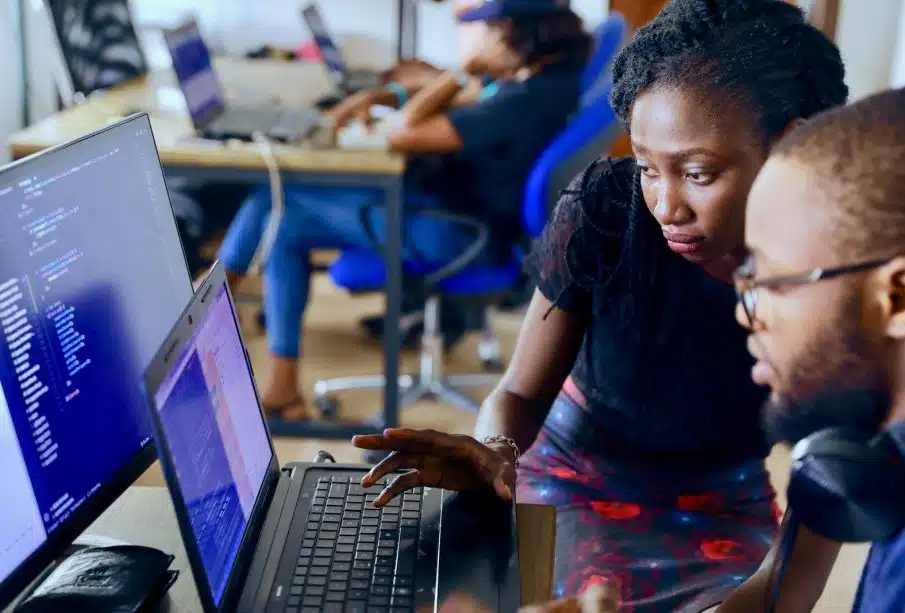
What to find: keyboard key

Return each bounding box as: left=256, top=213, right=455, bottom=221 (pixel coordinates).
left=355, top=551, right=374, bottom=561
left=353, top=560, right=373, bottom=570
left=392, top=576, right=412, bottom=586
left=289, top=596, right=301, bottom=606
left=361, top=526, right=378, bottom=535
left=377, top=547, right=395, bottom=557
left=401, top=511, right=419, bottom=520
left=351, top=569, right=370, bottom=580
left=368, top=608, right=389, bottom=613
left=291, top=586, right=303, bottom=595
left=400, top=519, right=418, bottom=528
left=378, top=539, right=396, bottom=549
left=356, top=541, right=376, bottom=553
left=333, top=562, right=351, bottom=572
left=350, top=579, right=369, bottom=590
left=334, top=553, right=353, bottom=563
left=324, top=513, right=342, bottom=522
left=345, top=601, right=367, bottom=613
left=359, top=533, right=376, bottom=543
left=380, top=521, right=398, bottom=531
left=340, top=527, right=357, bottom=536
left=305, top=586, right=325, bottom=597
left=380, top=530, right=397, bottom=540
left=335, top=544, right=354, bottom=553
left=309, top=566, right=328, bottom=576
left=402, top=501, right=419, bottom=512
left=314, top=548, right=333, bottom=557
left=344, top=512, right=361, bottom=521
left=338, top=535, right=356, bottom=545
left=374, top=564, right=394, bottom=576
left=308, top=576, right=327, bottom=586
left=349, top=590, right=368, bottom=600
left=327, top=581, right=348, bottom=592
left=292, top=576, right=305, bottom=586
left=391, top=597, right=413, bottom=607
left=370, top=584, right=390, bottom=596
left=372, top=575, right=391, bottom=586
left=370, top=595, right=390, bottom=606
left=311, top=505, right=324, bottom=514
left=302, top=597, right=321, bottom=607
left=393, top=587, right=413, bottom=597
left=323, top=603, right=343, bottom=613
left=326, top=591, right=345, bottom=602
left=329, top=483, right=348, bottom=499
left=312, top=557, right=331, bottom=566
left=304, top=531, right=318, bottom=540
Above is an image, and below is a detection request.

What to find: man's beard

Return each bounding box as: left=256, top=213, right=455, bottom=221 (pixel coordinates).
left=761, top=299, right=890, bottom=445
left=763, top=386, right=890, bottom=445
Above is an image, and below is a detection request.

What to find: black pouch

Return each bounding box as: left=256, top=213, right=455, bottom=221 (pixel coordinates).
left=15, top=545, right=178, bottom=613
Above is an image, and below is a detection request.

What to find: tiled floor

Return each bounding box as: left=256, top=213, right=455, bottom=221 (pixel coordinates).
left=136, top=271, right=867, bottom=610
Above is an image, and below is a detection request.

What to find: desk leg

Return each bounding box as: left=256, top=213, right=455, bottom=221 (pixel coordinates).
left=382, top=176, right=403, bottom=430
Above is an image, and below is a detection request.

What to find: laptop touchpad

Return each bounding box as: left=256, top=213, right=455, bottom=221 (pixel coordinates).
left=432, top=491, right=521, bottom=612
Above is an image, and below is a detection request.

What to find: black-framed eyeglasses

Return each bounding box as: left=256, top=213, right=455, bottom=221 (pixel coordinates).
left=733, top=255, right=895, bottom=326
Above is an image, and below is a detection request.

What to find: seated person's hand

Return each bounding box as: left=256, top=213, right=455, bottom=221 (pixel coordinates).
left=437, top=585, right=619, bottom=613
left=381, top=58, right=442, bottom=90
left=326, top=90, right=378, bottom=135
left=351, top=428, right=516, bottom=505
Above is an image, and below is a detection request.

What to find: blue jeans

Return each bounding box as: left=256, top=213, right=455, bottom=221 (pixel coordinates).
left=218, top=185, right=483, bottom=358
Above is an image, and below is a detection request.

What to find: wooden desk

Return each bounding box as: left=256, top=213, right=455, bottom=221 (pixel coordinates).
left=6, top=58, right=407, bottom=439
left=8, top=58, right=405, bottom=176
left=80, top=487, right=555, bottom=610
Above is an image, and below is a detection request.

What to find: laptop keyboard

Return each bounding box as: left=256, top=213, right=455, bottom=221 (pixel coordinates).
left=287, top=476, right=422, bottom=613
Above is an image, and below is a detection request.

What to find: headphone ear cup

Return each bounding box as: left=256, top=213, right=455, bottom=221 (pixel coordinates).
left=787, top=429, right=905, bottom=543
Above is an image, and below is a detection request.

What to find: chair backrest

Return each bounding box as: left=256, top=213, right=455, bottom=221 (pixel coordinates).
left=522, top=88, right=622, bottom=239
left=580, top=12, right=627, bottom=107
left=44, top=0, right=147, bottom=100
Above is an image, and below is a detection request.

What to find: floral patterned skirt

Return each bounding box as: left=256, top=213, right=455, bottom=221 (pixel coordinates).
left=516, top=389, right=780, bottom=613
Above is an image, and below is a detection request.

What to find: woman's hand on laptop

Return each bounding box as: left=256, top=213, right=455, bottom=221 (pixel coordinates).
left=351, top=428, right=516, bottom=505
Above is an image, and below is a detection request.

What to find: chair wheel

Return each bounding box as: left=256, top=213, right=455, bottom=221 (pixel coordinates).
left=363, top=449, right=390, bottom=465
left=315, top=395, right=339, bottom=421
left=481, top=358, right=504, bottom=373
left=256, top=310, right=267, bottom=330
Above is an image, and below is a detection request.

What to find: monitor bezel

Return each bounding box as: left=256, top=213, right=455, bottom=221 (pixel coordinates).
left=0, top=113, right=194, bottom=608
left=142, top=261, right=281, bottom=613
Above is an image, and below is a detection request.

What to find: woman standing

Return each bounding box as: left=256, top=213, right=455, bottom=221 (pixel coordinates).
left=353, top=0, right=848, bottom=610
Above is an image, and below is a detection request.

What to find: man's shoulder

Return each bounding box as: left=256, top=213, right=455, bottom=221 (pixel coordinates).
left=854, top=530, right=905, bottom=612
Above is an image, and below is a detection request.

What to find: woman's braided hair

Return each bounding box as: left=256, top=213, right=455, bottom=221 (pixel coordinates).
left=534, top=0, right=849, bottom=360
left=610, top=0, right=848, bottom=140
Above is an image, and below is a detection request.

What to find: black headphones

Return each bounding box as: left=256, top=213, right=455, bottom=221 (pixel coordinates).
left=786, top=420, right=905, bottom=543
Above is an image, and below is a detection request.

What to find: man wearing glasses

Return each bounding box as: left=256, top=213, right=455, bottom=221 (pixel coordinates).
left=731, top=86, right=905, bottom=612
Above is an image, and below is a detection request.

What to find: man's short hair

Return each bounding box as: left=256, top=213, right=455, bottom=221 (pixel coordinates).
left=773, top=87, right=905, bottom=259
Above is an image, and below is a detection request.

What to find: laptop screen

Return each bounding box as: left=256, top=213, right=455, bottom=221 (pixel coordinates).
left=164, top=21, right=225, bottom=126
left=301, top=5, right=348, bottom=85
left=151, top=282, right=272, bottom=605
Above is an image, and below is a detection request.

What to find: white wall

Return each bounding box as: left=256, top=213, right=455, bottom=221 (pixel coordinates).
left=835, top=0, right=904, bottom=99
left=892, top=0, right=905, bottom=87
left=134, top=0, right=609, bottom=71
left=1, top=0, right=23, bottom=163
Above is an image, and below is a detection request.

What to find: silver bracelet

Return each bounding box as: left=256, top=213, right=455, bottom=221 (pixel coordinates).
left=481, top=435, right=520, bottom=468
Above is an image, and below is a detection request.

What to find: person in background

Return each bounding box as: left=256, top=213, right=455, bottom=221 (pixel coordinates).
left=352, top=0, right=848, bottom=610
left=217, top=0, right=591, bottom=420
left=728, top=86, right=905, bottom=613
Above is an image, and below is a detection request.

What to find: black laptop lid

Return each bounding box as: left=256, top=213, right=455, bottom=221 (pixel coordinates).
left=162, top=19, right=226, bottom=129
left=143, top=261, right=279, bottom=612
left=301, top=4, right=349, bottom=86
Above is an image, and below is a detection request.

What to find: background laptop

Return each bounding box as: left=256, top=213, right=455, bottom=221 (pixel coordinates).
left=301, top=4, right=382, bottom=94
left=163, top=19, right=320, bottom=143
left=142, top=261, right=521, bottom=613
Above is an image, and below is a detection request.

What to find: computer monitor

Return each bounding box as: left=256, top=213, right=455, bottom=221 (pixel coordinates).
left=163, top=19, right=226, bottom=129
left=0, top=114, right=192, bottom=607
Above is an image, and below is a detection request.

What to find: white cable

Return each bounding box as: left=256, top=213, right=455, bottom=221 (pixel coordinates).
left=248, top=131, right=285, bottom=275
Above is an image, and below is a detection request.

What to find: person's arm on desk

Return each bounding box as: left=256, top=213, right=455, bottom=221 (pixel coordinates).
left=352, top=291, right=587, bottom=502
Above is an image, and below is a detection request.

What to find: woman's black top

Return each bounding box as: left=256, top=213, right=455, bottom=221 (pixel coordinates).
left=532, top=157, right=769, bottom=467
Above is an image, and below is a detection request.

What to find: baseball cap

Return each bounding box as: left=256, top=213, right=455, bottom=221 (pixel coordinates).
left=457, top=0, right=571, bottom=23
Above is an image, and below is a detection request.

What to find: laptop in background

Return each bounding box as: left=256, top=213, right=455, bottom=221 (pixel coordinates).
left=162, top=19, right=320, bottom=143
left=301, top=3, right=383, bottom=95
left=142, top=261, right=522, bottom=613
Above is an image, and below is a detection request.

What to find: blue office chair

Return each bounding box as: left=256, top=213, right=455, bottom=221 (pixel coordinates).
left=581, top=12, right=627, bottom=108
left=313, top=92, right=622, bottom=417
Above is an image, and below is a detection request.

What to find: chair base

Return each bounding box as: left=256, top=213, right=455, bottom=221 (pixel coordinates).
left=313, top=296, right=503, bottom=419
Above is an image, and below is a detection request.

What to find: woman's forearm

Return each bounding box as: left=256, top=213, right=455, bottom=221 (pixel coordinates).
left=474, top=387, right=552, bottom=457
left=401, top=72, right=463, bottom=127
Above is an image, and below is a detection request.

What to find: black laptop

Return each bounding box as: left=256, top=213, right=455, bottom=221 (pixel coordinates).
left=142, top=261, right=522, bottom=612
left=301, top=4, right=383, bottom=95
left=162, top=19, right=321, bottom=143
